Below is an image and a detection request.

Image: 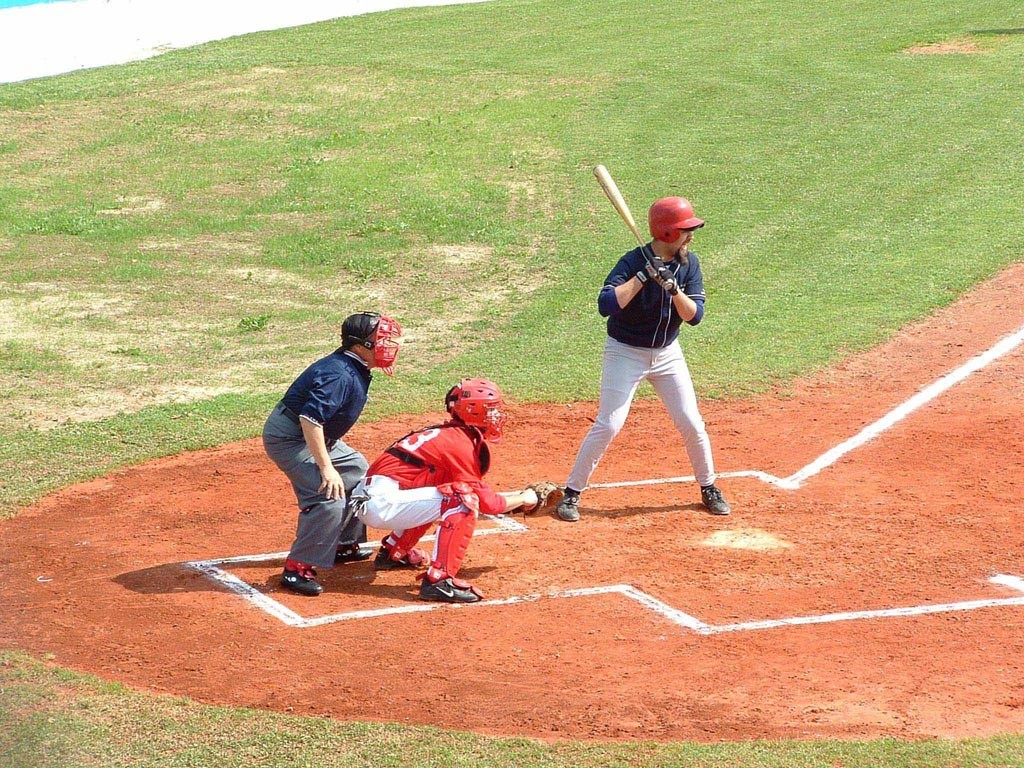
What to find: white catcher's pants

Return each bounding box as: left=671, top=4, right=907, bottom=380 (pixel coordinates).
left=565, top=336, right=716, bottom=492
left=351, top=475, right=446, bottom=533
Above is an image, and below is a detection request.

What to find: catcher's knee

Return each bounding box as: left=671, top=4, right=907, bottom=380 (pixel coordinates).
left=437, top=482, right=480, bottom=515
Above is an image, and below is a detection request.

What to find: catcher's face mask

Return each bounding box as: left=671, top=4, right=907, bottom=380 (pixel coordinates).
left=480, top=404, right=508, bottom=442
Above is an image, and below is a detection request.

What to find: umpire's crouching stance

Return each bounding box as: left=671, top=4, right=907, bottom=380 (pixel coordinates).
left=263, top=312, right=402, bottom=596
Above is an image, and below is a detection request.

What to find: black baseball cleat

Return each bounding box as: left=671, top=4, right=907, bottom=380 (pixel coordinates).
left=556, top=490, right=581, bottom=522
left=374, top=543, right=428, bottom=570
left=700, top=484, right=731, bottom=516
left=334, top=542, right=373, bottom=564
left=281, top=567, right=323, bottom=597
left=418, top=576, right=482, bottom=604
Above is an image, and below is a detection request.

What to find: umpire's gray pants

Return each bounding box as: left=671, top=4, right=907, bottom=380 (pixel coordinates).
left=263, top=405, right=368, bottom=569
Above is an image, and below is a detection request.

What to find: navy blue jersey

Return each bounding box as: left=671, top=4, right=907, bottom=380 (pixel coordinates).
left=597, top=246, right=706, bottom=348
left=280, top=349, right=371, bottom=443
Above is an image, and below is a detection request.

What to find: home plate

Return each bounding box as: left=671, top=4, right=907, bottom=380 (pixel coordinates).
left=701, top=528, right=792, bottom=551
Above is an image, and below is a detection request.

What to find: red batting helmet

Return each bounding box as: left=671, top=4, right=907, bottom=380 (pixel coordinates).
left=445, top=378, right=508, bottom=442
left=648, top=197, right=705, bottom=242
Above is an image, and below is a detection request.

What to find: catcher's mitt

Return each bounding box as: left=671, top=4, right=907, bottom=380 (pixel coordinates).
left=521, top=481, right=564, bottom=515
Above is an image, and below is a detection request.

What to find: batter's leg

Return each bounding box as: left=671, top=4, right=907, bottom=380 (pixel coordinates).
left=565, top=338, right=649, bottom=493
left=647, top=342, right=716, bottom=487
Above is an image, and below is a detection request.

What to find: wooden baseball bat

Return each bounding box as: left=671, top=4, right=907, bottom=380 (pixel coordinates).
left=593, top=164, right=646, bottom=248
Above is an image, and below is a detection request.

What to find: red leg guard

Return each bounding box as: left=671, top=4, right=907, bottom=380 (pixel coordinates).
left=425, top=506, right=477, bottom=582
left=386, top=523, right=431, bottom=556
left=382, top=523, right=431, bottom=565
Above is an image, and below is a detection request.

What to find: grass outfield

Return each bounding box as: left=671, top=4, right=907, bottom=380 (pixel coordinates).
left=1, top=0, right=1022, bottom=764
left=2, top=652, right=1022, bottom=768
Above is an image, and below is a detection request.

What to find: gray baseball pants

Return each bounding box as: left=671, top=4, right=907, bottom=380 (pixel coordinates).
left=263, top=404, right=368, bottom=569
left=566, top=336, right=716, bottom=492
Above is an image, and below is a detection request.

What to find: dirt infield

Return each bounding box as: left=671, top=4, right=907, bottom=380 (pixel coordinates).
left=3, top=264, right=1024, bottom=742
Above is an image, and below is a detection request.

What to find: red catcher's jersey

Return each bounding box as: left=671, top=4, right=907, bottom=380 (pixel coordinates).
left=366, top=424, right=507, bottom=516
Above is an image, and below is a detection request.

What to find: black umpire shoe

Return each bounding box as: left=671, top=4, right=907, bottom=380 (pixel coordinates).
left=335, top=542, right=373, bottom=564
left=281, top=567, right=323, bottom=597
left=418, top=576, right=481, bottom=604
left=700, top=484, right=732, bottom=516
left=556, top=490, right=581, bottom=522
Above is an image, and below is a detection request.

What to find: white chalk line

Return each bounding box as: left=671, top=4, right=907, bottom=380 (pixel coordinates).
left=186, top=555, right=1024, bottom=632
left=992, top=574, right=1024, bottom=592
left=699, top=579, right=1024, bottom=634
left=299, top=586, right=626, bottom=628
left=591, top=322, right=1024, bottom=492
left=549, top=578, right=1024, bottom=636
left=589, top=470, right=787, bottom=490
left=786, top=323, right=1024, bottom=486
left=185, top=513, right=528, bottom=625
left=188, top=559, right=307, bottom=626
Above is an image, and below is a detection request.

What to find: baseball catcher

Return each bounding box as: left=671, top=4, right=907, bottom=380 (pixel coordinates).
left=349, top=378, right=543, bottom=603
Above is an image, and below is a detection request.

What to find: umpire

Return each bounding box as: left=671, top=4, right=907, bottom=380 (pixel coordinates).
left=263, top=312, right=402, bottom=596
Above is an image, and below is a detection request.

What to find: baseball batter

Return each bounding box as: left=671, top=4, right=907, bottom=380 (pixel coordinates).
left=557, top=196, right=731, bottom=521
left=263, top=312, right=402, bottom=596
left=350, top=378, right=538, bottom=603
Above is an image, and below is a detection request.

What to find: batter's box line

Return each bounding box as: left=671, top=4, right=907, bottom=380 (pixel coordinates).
left=186, top=514, right=528, bottom=627
left=590, top=321, right=1024, bottom=492
left=187, top=530, right=1024, bottom=630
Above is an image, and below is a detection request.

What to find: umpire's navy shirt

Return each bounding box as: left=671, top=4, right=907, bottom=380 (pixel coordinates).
left=597, top=245, right=707, bottom=349
left=280, top=349, right=371, bottom=443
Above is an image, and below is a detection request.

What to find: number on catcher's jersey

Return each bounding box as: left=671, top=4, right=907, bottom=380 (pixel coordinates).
left=398, top=428, right=441, bottom=454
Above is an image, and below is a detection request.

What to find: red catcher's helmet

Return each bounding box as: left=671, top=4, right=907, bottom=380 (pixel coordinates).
left=648, top=197, right=705, bottom=242
left=445, top=378, right=508, bottom=442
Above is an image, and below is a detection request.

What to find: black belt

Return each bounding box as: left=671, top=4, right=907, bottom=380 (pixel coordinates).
left=385, top=446, right=436, bottom=473
left=278, top=403, right=337, bottom=448
left=276, top=402, right=301, bottom=425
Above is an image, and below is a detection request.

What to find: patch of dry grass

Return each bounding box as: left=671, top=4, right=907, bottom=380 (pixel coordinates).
left=0, top=234, right=539, bottom=431
left=904, top=39, right=985, bottom=55
left=903, top=32, right=1016, bottom=55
